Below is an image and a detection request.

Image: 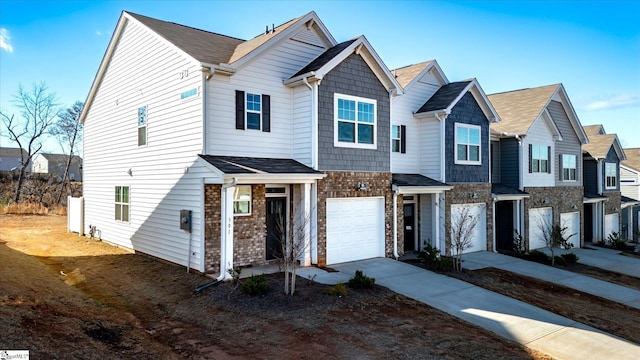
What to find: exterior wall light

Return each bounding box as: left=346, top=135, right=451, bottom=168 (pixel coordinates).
left=357, top=183, right=367, bottom=191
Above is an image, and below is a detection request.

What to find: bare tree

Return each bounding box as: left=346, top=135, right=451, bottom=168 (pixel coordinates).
left=51, top=101, right=83, bottom=205
left=0, top=83, right=59, bottom=203
left=447, top=205, right=480, bottom=272
left=276, top=208, right=312, bottom=295
left=534, top=214, right=575, bottom=265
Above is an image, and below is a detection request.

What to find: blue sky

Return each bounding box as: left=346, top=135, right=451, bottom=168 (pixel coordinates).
left=1, top=0, right=639, bottom=152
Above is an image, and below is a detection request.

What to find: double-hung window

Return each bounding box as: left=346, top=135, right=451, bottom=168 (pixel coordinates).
left=233, top=185, right=252, bottom=215
left=391, top=125, right=406, bottom=153
left=138, top=106, right=147, bottom=146
left=235, top=90, right=270, bottom=132
left=115, top=186, right=130, bottom=222
left=455, top=123, right=481, bottom=165
left=562, top=154, right=577, bottom=181
left=246, top=93, right=261, bottom=130
left=334, top=94, right=376, bottom=149
left=531, top=145, right=550, bottom=173
left=605, top=163, right=617, bottom=189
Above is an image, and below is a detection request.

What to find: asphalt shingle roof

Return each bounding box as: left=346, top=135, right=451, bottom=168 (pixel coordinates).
left=416, top=81, right=471, bottom=113
left=0, top=147, right=28, bottom=158
left=491, top=183, right=529, bottom=196
left=622, top=148, right=640, bottom=172
left=198, top=155, right=322, bottom=175
left=488, top=84, right=559, bottom=135
left=390, top=61, right=433, bottom=88
left=392, top=173, right=449, bottom=187
left=290, top=39, right=356, bottom=78
left=582, top=125, right=616, bottom=159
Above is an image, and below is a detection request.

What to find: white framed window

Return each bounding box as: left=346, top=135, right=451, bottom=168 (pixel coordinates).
left=605, top=163, right=617, bottom=189
left=115, top=186, right=130, bottom=222
left=562, top=154, right=577, bottom=181
left=138, top=105, right=147, bottom=146
left=392, top=125, right=401, bottom=153
left=531, top=145, right=549, bottom=173
left=246, top=93, right=261, bottom=130
left=334, top=93, right=377, bottom=149
left=233, top=185, right=252, bottom=215
left=455, top=123, right=481, bottom=165
left=180, top=87, right=199, bottom=100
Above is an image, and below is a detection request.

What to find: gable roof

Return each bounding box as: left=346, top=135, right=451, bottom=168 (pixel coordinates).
left=413, top=78, right=499, bottom=122
left=489, top=83, right=588, bottom=144
left=0, top=147, right=28, bottom=158
left=79, top=11, right=336, bottom=123
left=391, top=173, right=452, bottom=193
left=390, top=60, right=448, bottom=89
left=582, top=124, right=626, bottom=160
left=622, top=148, right=640, bottom=172
left=284, top=35, right=402, bottom=95
left=488, top=84, right=559, bottom=135
left=416, top=81, right=471, bottom=113
left=127, top=12, right=244, bottom=65
left=37, top=153, right=82, bottom=163
left=197, top=155, right=325, bottom=184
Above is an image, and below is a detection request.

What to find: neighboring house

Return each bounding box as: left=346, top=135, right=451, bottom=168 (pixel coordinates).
left=488, top=84, right=588, bottom=251
left=582, top=125, right=626, bottom=243
left=0, top=147, right=31, bottom=172
left=31, top=153, right=83, bottom=181
left=78, top=11, right=403, bottom=277
left=621, top=147, right=640, bottom=241
left=390, top=60, right=499, bottom=255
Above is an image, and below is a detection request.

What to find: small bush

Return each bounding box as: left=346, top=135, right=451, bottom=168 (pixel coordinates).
left=323, top=282, right=348, bottom=297
left=615, top=239, right=629, bottom=251
left=553, top=255, right=566, bottom=266
left=560, top=253, right=579, bottom=264
left=348, top=270, right=375, bottom=289
left=433, top=256, right=453, bottom=272
left=523, top=250, right=550, bottom=264
left=241, top=274, right=268, bottom=296
left=418, top=244, right=440, bottom=264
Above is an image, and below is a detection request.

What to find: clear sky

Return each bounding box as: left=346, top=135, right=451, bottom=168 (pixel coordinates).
left=1, top=0, right=639, bottom=153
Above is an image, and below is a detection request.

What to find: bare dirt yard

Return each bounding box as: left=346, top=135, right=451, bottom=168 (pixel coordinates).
left=0, top=215, right=553, bottom=359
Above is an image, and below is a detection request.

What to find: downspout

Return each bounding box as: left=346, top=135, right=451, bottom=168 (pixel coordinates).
left=515, top=135, right=524, bottom=191
left=392, top=185, right=400, bottom=259
left=303, top=76, right=319, bottom=264
left=435, top=112, right=449, bottom=182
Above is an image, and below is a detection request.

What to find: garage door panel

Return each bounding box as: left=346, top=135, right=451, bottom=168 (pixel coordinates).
left=450, top=203, right=486, bottom=254
left=529, top=207, right=553, bottom=250
left=326, top=197, right=384, bottom=265
left=560, top=212, right=580, bottom=248
left=604, top=214, right=619, bottom=238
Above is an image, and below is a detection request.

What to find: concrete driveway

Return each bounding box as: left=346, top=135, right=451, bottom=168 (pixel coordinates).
left=463, top=251, right=640, bottom=309
left=551, top=246, right=640, bottom=278
left=298, top=258, right=640, bottom=360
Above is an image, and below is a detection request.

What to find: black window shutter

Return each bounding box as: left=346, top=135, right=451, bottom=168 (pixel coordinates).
left=235, top=90, right=245, bottom=130
left=400, top=125, right=406, bottom=154
left=262, top=94, right=270, bottom=132
left=528, top=144, right=532, bottom=173
left=559, top=154, right=563, bottom=181
left=547, top=146, right=552, bottom=173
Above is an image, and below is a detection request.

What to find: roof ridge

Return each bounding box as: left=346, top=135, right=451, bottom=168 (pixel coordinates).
left=390, top=60, right=434, bottom=72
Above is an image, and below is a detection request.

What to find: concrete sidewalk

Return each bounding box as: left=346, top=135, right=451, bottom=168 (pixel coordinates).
left=298, top=258, right=640, bottom=360
left=463, top=251, right=640, bottom=310
left=552, top=246, right=640, bottom=278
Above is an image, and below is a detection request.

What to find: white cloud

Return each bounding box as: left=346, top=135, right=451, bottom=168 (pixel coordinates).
left=0, top=28, right=13, bottom=53
left=584, top=94, right=640, bottom=111
left=96, top=30, right=102, bottom=36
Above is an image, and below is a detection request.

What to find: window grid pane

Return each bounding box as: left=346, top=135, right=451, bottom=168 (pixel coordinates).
left=338, top=99, right=355, bottom=121
left=357, top=102, right=374, bottom=123
left=357, top=124, right=374, bottom=144
left=338, top=121, right=355, bottom=142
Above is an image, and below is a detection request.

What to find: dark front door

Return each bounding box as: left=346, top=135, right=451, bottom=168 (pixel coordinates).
left=266, top=197, right=286, bottom=261
left=584, top=204, right=593, bottom=243
left=496, top=201, right=514, bottom=251
left=403, top=203, right=416, bottom=252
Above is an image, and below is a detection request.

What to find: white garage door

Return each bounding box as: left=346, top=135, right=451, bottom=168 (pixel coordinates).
left=529, top=207, right=553, bottom=250
left=326, top=197, right=385, bottom=265
left=450, top=203, right=487, bottom=254
left=560, top=212, right=580, bottom=248
left=604, top=213, right=620, bottom=239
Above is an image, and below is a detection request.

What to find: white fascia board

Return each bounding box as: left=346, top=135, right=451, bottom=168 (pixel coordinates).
left=583, top=197, right=608, bottom=204
left=612, top=137, right=627, bottom=161
left=540, top=110, right=563, bottom=141
left=466, top=80, right=501, bottom=123
left=492, top=194, right=530, bottom=201
left=621, top=164, right=640, bottom=176
left=194, top=157, right=226, bottom=179
left=555, top=84, right=589, bottom=144
left=226, top=173, right=326, bottom=184
left=393, top=185, right=452, bottom=194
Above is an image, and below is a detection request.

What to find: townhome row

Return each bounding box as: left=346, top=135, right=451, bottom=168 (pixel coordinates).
left=77, top=11, right=629, bottom=277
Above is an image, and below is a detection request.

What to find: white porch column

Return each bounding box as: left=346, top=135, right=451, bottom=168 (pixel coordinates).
left=220, top=185, right=235, bottom=279
left=300, top=183, right=312, bottom=266
left=311, top=183, right=318, bottom=264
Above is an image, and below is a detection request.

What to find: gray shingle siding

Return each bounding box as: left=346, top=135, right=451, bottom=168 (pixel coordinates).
left=445, top=93, right=489, bottom=182
left=500, top=138, right=520, bottom=188
left=550, top=101, right=582, bottom=186
left=603, top=146, right=620, bottom=192
left=583, top=158, right=598, bottom=193
left=317, top=54, right=390, bottom=171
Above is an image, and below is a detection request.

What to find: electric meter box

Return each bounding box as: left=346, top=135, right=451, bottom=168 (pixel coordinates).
left=180, top=209, right=192, bottom=232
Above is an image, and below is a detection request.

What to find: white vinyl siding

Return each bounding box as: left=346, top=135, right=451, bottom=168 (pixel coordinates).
left=206, top=33, right=328, bottom=158
left=391, top=78, right=442, bottom=178
left=523, top=117, right=555, bottom=187
left=82, top=19, right=206, bottom=271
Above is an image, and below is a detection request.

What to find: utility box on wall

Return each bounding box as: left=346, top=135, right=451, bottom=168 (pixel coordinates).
left=180, top=209, right=192, bottom=233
